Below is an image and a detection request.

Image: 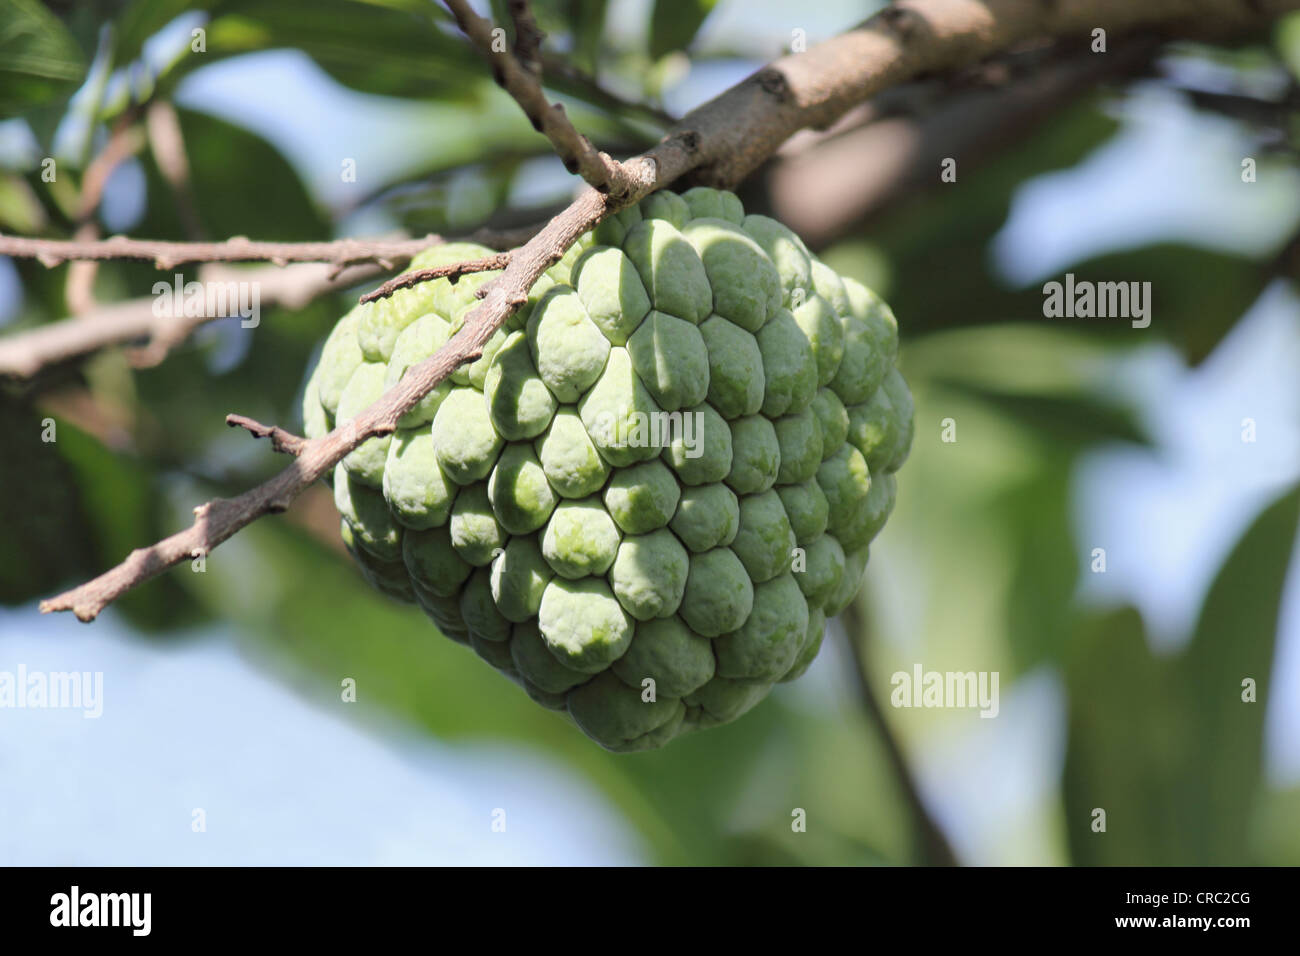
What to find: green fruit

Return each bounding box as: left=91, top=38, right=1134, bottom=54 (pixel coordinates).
left=609, top=528, right=689, bottom=621
left=541, top=496, right=621, bottom=579
left=302, top=188, right=913, bottom=751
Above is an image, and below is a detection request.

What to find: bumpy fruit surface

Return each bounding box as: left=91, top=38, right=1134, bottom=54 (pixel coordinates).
left=302, top=188, right=913, bottom=751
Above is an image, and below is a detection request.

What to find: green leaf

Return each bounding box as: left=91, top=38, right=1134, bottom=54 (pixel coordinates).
left=101, top=1, right=481, bottom=104
left=200, top=0, right=481, bottom=100
left=939, top=383, right=1148, bottom=448
left=1062, top=486, right=1300, bottom=864
left=0, top=173, right=47, bottom=233
left=129, top=297, right=337, bottom=465
left=1273, top=13, right=1300, bottom=83
left=0, top=394, right=93, bottom=604
left=565, top=0, right=609, bottom=73
left=0, top=393, right=206, bottom=630
left=0, top=0, right=87, bottom=116
left=1046, top=245, right=1270, bottom=364
left=648, top=0, right=717, bottom=59
left=1250, top=786, right=1300, bottom=864
left=873, top=96, right=1272, bottom=361
left=132, top=107, right=327, bottom=242
left=1061, top=607, right=1185, bottom=864
left=109, top=0, right=216, bottom=71
left=1175, top=486, right=1300, bottom=862
left=998, top=459, right=1082, bottom=674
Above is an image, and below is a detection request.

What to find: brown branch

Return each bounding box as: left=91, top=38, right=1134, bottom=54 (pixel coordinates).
left=359, top=252, right=511, bottom=304
left=38, top=0, right=1300, bottom=620
left=76, top=122, right=146, bottom=225
left=0, top=262, right=388, bottom=379
left=0, top=226, right=541, bottom=379
left=768, top=37, right=1162, bottom=246
left=0, top=233, right=444, bottom=271
left=539, top=52, right=677, bottom=128
left=39, top=189, right=612, bottom=622
left=66, top=116, right=147, bottom=315
left=674, top=0, right=1300, bottom=191
left=442, top=0, right=636, bottom=195
left=508, top=0, right=545, bottom=75
left=64, top=225, right=103, bottom=317
left=226, top=414, right=308, bottom=456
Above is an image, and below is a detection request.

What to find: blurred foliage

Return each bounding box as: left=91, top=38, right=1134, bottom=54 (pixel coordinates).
left=1063, top=489, right=1300, bottom=865
left=0, top=392, right=209, bottom=630
left=100, top=0, right=483, bottom=102
left=140, top=108, right=328, bottom=240
left=0, top=0, right=84, bottom=117
left=649, top=0, right=718, bottom=59
left=2, top=0, right=1299, bottom=865
left=866, top=103, right=1279, bottom=364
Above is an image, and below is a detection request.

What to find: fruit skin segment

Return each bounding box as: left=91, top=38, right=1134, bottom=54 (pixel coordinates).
left=303, top=186, right=913, bottom=751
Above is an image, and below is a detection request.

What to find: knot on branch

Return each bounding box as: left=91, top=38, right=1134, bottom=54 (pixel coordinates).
left=508, top=0, right=545, bottom=74
left=879, top=4, right=923, bottom=39
left=757, top=68, right=792, bottom=103
left=226, top=414, right=307, bottom=456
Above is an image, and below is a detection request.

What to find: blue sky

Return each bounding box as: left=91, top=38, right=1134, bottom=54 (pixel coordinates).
left=0, top=608, right=644, bottom=865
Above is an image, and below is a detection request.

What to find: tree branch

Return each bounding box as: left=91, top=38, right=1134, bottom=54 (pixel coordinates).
left=672, top=0, right=1300, bottom=191
left=39, top=189, right=615, bottom=621
left=0, top=234, right=444, bottom=271
left=65, top=114, right=147, bottom=316
left=37, top=0, right=1300, bottom=620
left=0, top=224, right=542, bottom=380
left=0, top=262, right=388, bottom=379
left=538, top=52, right=677, bottom=128
left=767, top=36, right=1162, bottom=246
left=226, top=414, right=308, bottom=456
left=442, top=0, right=638, bottom=195
left=359, top=252, right=512, bottom=304
left=507, top=0, right=545, bottom=75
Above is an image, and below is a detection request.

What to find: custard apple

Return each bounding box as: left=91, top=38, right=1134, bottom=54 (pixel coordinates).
left=301, top=187, right=913, bottom=751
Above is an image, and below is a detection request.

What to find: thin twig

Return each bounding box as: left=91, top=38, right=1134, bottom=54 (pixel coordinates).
left=0, top=228, right=539, bottom=379
left=442, top=0, right=636, bottom=195
left=0, top=234, right=444, bottom=271
left=226, top=414, right=308, bottom=456
left=64, top=228, right=102, bottom=317
left=0, top=262, right=388, bottom=378
left=66, top=116, right=147, bottom=315
left=508, top=0, right=545, bottom=75
left=39, top=188, right=615, bottom=622
left=75, top=122, right=146, bottom=225
left=359, top=252, right=511, bottom=303
left=539, top=53, right=677, bottom=127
